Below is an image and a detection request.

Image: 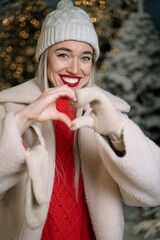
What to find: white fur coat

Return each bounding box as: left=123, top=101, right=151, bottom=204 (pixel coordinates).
left=0, top=78, right=160, bottom=240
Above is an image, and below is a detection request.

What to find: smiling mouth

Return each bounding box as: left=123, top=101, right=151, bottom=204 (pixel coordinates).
left=60, top=75, right=81, bottom=87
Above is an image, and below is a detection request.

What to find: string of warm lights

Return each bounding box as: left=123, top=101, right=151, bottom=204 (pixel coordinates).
left=0, top=0, right=50, bottom=90
left=74, top=0, right=105, bottom=24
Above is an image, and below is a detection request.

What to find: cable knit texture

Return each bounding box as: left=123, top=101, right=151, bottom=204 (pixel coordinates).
left=41, top=98, right=96, bottom=240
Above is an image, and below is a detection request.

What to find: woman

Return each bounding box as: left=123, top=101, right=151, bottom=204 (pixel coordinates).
left=0, top=0, right=160, bottom=239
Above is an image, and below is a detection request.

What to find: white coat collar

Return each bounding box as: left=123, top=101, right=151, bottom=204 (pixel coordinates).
left=0, top=78, right=41, bottom=104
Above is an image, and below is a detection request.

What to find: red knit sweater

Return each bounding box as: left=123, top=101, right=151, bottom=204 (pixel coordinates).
left=41, top=98, right=96, bottom=240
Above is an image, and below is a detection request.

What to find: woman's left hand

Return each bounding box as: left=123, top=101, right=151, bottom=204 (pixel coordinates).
left=70, top=87, right=123, bottom=137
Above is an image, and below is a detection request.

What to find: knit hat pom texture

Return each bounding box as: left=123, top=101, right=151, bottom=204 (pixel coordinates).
left=57, top=0, right=74, bottom=10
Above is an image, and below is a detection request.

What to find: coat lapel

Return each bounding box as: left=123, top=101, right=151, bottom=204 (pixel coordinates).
left=0, top=78, right=41, bottom=104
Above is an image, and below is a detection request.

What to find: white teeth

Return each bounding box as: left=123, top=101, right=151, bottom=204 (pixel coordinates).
left=62, top=77, right=79, bottom=84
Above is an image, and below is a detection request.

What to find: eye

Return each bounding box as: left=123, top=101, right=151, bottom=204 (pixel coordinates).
left=81, top=56, right=91, bottom=61
left=58, top=53, right=68, bottom=59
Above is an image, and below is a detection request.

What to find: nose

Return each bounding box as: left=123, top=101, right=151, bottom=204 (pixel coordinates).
left=67, top=58, right=79, bottom=75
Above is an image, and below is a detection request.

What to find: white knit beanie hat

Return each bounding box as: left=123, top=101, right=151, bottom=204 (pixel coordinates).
left=35, top=0, right=100, bottom=62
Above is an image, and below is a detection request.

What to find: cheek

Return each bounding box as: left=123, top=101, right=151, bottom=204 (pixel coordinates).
left=47, top=58, right=67, bottom=76
left=47, top=61, right=56, bottom=75
left=47, top=63, right=58, bottom=86
left=47, top=61, right=60, bottom=82
left=83, top=64, right=92, bottom=78
left=47, top=61, right=65, bottom=87
left=80, top=66, right=92, bottom=86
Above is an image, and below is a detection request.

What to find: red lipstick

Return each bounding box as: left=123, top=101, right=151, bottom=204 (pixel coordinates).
left=59, top=75, right=81, bottom=87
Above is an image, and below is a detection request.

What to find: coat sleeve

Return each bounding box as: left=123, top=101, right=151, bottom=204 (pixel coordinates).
left=0, top=107, right=26, bottom=196
left=95, top=114, right=160, bottom=207
left=0, top=104, right=50, bottom=229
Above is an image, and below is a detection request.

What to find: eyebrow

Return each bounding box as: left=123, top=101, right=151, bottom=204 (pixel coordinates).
left=55, top=47, right=93, bottom=56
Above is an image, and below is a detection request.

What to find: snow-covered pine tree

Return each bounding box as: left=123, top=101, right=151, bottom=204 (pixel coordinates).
left=98, top=0, right=160, bottom=145
left=0, top=0, right=51, bottom=90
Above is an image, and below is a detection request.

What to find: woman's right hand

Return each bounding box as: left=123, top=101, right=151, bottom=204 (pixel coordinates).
left=14, top=85, right=77, bottom=135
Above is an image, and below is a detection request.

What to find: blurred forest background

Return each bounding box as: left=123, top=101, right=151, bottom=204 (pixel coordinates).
left=0, top=0, right=160, bottom=239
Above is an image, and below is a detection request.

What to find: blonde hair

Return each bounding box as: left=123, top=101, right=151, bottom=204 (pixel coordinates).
left=36, top=48, right=96, bottom=197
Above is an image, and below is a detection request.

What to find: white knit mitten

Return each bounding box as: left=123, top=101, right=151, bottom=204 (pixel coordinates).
left=71, top=87, right=124, bottom=151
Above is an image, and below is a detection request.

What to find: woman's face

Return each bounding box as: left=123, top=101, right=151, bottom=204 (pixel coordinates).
left=47, top=40, right=93, bottom=89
